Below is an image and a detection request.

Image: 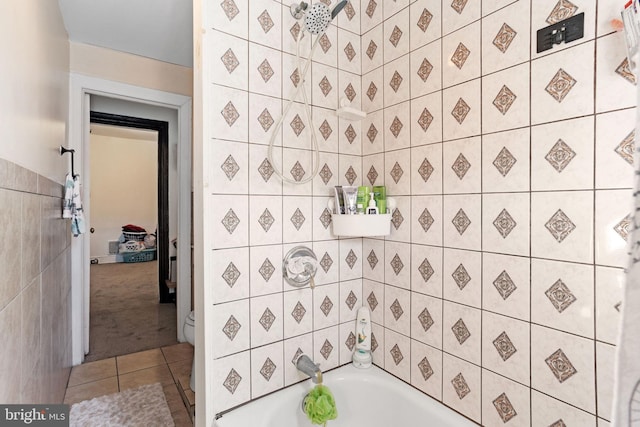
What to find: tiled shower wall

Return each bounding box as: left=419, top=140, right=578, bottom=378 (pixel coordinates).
left=208, top=0, right=367, bottom=414
left=0, top=158, right=72, bottom=403
left=360, top=0, right=635, bottom=425
left=205, top=0, right=636, bottom=424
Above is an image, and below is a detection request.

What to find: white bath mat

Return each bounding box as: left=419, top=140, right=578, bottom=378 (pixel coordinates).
left=70, top=382, right=174, bottom=427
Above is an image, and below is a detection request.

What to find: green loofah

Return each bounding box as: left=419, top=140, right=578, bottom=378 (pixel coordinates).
left=303, top=384, right=338, bottom=426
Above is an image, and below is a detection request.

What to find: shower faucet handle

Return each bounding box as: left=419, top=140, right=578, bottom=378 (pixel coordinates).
left=290, top=2, right=309, bottom=19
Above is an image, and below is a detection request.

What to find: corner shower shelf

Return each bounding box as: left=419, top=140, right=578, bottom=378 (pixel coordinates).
left=331, top=213, right=391, bottom=237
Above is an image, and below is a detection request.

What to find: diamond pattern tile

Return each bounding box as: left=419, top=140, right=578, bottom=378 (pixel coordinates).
left=493, top=331, right=517, bottom=361
left=259, top=258, right=275, bottom=282
left=319, top=163, right=333, bottom=185
left=346, top=249, right=358, bottom=269
left=367, top=250, right=379, bottom=270
left=545, top=68, right=577, bottom=103
left=223, top=368, right=242, bottom=394
left=451, top=98, right=471, bottom=124
left=390, top=254, right=404, bottom=276
left=616, top=58, right=637, bottom=85
left=290, top=208, right=305, bottom=231
left=493, top=393, right=517, bottom=423
left=258, top=208, right=275, bottom=232
left=390, top=161, right=404, bottom=184
left=451, top=43, right=471, bottom=70
left=493, top=209, right=517, bottom=239
left=545, top=348, right=577, bottom=383
left=452, top=318, right=471, bottom=344
left=371, top=332, right=379, bottom=353
left=546, top=0, right=578, bottom=25
left=320, top=296, right=334, bottom=317
left=367, top=291, right=379, bottom=312
left=257, top=9, right=274, bottom=33
left=221, top=101, right=240, bottom=127
left=319, top=34, right=331, bottom=54
left=367, top=82, right=378, bottom=101
left=417, top=58, right=433, bottom=82
left=320, top=339, right=333, bottom=360
left=221, top=155, right=240, bottom=181
left=222, top=262, right=241, bottom=287
left=419, top=258, right=435, bottom=283
left=345, top=124, right=357, bottom=144
left=390, top=116, right=404, bottom=138
left=389, top=26, right=403, bottom=48
left=260, top=357, right=276, bottom=381
left=545, top=279, right=577, bottom=313
left=452, top=264, right=471, bottom=290
left=344, top=83, right=356, bottom=102
left=346, top=332, right=356, bottom=351
left=258, top=108, right=274, bottom=132
left=259, top=308, right=276, bottom=331
left=367, top=165, right=379, bottom=186
left=389, top=71, right=403, bottom=93
left=493, top=85, right=517, bottom=115
left=390, top=344, right=404, bottom=365
left=222, top=208, right=240, bottom=234
left=290, top=67, right=301, bottom=87
left=345, top=166, right=357, bottom=185
left=417, top=8, right=433, bottom=32
left=452, top=373, right=470, bottom=399
left=418, top=108, right=434, bottom=132
left=290, top=114, right=305, bottom=136
left=257, top=59, right=274, bottom=83
left=452, top=208, right=471, bottom=235
left=545, top=139, right=576, bottom=173
left=346, top=291, right=358, bottom=310
left=493, top=23, right=517, bottom=53
left=419, top=208, right=435, bottom=232
left=291, top=301, right=306, bottom=324
left=366, top=0, right=377, bottom=18
left=493, top=147, right=517, bottom=177
left=418, top=308, right=434, bottom=332
left=615, top=131, right=635, bottom=165
left=222, top=315, right=241, bottom=341
left=418, top=356, right=434, bottom=381
left=366, top=40, right=377, bottom=60
left=319, top=208, right=332, bottom=229
left=221, top=0, right=240, bottom=20
left=221, top=48, right=239, bottom=73
left=545, top=209, right=576, bottom=243
left=493, top=270, right=517, bottom=300
left=452, top=153, right=471, bottom=180
left=319, top=76, right=332, bottom=97
left=319, top=119, right=333, bottom=141
left=419, top=158, right=434, bottom=182
left=614, top=214, right=632, bottom=241
left=344, top=42, right=356, bottom=62
left=367, top=123, right=378, bottom=143
left=319, top=252, right=333, bottom=273
left=392, top=208, right=404, bottom=229
left=344, top=2, right=355, bottom=20
left=290, top=161, right=306, bottom=182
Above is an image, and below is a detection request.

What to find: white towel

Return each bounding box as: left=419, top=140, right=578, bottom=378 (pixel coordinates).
left=62, top=173, right=86, bottom=237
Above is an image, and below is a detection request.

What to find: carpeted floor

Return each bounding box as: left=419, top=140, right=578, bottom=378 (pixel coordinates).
left=85, top=260, right=178, bottom=362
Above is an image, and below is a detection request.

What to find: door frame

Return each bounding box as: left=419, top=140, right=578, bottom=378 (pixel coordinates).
left=89, top=111, right=172, bottom=303
left=68, top=74, right=192, bottom=364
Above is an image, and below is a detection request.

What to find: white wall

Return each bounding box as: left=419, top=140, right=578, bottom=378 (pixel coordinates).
left=89, top=129, right=158, bottom=258
left=0, top=1, right=70, bottom=182
left=90, top=96, right=180, bottom=251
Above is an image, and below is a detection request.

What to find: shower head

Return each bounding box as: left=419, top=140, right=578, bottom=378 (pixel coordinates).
left=291, top=1, right=351, bottom=35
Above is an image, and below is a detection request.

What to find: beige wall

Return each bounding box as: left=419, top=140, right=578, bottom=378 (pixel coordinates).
left=89, top=131, right=158, bottom=258
left=0, top=0, right=70, bottom=182
left=70, top=41, right=193, bottom=97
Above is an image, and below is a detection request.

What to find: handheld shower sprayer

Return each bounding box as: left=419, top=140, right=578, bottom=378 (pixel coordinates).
left=269, top=1, right=351, bottom=185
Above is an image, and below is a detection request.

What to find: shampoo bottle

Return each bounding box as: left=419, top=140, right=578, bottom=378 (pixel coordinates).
left=352, top=307, right=372, bottom=368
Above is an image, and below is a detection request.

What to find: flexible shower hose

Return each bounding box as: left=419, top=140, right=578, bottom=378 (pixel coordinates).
left=267, top=26, right=323, bottom=185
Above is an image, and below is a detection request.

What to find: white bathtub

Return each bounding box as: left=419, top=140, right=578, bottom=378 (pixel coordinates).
left=214, top=364, right=477, bottom=427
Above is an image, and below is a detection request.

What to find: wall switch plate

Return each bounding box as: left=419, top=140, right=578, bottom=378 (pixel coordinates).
left=536, top=13, right=585, bottom=53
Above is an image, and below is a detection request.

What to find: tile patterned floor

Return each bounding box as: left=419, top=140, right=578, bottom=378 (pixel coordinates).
left=64, top=343, right=194, bottom=426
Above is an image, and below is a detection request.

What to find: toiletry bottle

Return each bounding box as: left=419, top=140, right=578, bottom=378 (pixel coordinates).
left=342, top=186, right=358, bottom=215
left=356, top=186, right=370, bottom=214
left=352, top=307, right=372, bottom=368
left=334, top=186, right=345, bottom=214
left=373, top=186, right=387, bottom=214
left=366, top=192, right=378, bottom=215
